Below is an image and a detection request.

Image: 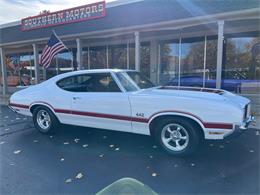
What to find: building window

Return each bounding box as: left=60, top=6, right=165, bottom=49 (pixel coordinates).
left=45, top=51, right=73, bottom=79
left=128, top=43, right=150, bottom=77
left=0, top=53, right=2, bottom=88
left=223, top=34, right=260, bottom=93
left=129, top=44, right=135, bottom=70
left=5, top=53, right=34, bottom=87
left=159, top=36, right=218, bottom=88
left=108, top=44, right=127, bottom=69
left=141, top=42, right=150, bottom=78
left=159, top=40, right=179, bottom=85
left=205, top=37, right=217, bottom=88
left=89, top=46, right=107, bottom=69
left=57, top=51, right=73, bottom=74
left=82, top=47, right=89, bottom=69
left=180, top=37, right=205, bottom=87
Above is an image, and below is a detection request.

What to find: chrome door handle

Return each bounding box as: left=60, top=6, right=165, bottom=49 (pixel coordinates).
left=73, top=97, right=81, bottom=100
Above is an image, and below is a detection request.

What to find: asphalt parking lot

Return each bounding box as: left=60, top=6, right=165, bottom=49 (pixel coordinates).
left=0, top=105, right=259, bottom=195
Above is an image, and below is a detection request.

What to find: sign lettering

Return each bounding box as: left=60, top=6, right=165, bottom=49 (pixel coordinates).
left=21, top=1, right=106, bottom=31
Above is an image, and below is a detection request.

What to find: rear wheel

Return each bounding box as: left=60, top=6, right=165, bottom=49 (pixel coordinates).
left=33, top=106, right=59, bottom=134
left=154, top=117, right=201, bottom=156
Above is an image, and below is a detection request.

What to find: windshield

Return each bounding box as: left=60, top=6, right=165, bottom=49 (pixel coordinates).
left=116, top=71, right=155, bottom=91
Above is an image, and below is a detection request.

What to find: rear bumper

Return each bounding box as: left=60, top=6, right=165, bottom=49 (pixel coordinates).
left=225, top=115, right=255, bottom=139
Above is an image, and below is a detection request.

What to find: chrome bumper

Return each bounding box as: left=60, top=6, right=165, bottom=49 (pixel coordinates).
left=238, top=115, right=255, bottom=130
left=226, top=115, right=255, bottom=139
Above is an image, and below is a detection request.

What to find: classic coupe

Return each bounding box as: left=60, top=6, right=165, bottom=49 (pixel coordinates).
left=9, top=69, right=254, bottom=155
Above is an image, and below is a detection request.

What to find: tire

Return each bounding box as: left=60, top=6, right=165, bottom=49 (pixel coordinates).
left=154, top=117, right=201, bottom=156
left=33, top=106, right=59, bottom=134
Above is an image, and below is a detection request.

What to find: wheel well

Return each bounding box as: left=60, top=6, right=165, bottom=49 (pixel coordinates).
left=30, top=104, right=60, bottom=123
left=30, top=104, right=52, bottom=114
left=30, top=104, right=40, bottom=114
left=149, top=115, right=205, bottom=139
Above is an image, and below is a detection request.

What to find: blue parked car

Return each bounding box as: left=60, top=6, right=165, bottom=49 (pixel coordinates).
left=166, top=70, right=260, bottom=93
left=167, top=75, right=241, bottom=92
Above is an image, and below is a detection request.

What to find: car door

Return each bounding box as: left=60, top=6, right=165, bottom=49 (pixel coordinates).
left=69, top=72, right=132, bottom=132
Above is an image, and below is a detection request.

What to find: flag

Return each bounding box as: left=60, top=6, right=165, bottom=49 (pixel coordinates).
left=40, top=32, right=67, bottom=68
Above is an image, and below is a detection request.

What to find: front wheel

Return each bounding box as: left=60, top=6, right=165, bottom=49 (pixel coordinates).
left=154, top=117, right=201, bottom=156
left=33, top=106, right=59, bottom=134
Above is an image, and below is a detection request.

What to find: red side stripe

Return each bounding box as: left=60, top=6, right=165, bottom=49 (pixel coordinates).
left=9, top=103, right=30, bottom=109
left=204, top=123, right=233, bottom=129
left=148, top=110, right=233, bottom=129
left=9, top=102, right=233, bottom=129
left=54, top=109, right=148, bottom=123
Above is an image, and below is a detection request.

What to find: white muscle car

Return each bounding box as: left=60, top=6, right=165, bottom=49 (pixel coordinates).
left=9, top=69, right=254, bottom=155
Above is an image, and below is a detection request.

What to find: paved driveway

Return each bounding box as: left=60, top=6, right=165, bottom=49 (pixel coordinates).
left=0, top=105, right=259, bottom=194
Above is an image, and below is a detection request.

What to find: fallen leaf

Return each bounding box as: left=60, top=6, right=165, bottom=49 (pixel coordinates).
left=65, top=178, right=72, bottom=183
left=60, top=158, right=65, bottom=161
left=75, top=173, right=83, bottom=179
left=99, top=154, right=104, bottom=158
left=115, top=147, right=120, bottom=151
left=74, top=138, right=80, bottom=143
left=63, top=142, right=69, bottom=145
left=82, top=144, right=88, bottom=148
left=109, top=144, right=114, bottom=148
left=14, top=150, right=22, bottom=154
left=152, top=173, right=157, bottom=177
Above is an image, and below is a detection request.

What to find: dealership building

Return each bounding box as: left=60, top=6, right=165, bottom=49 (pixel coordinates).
left=0, top=0, right=259, bottom=99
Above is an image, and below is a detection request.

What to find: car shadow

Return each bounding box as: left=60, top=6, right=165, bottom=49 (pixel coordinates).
left=38, top=124, right=259, bottom=161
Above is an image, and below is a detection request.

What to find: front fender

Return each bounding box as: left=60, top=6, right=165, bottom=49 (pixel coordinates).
left=148, top=111, right=205, bottom=131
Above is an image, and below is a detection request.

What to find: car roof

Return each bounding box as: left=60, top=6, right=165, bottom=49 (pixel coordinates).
left=48, top=69, right=137, bottom=82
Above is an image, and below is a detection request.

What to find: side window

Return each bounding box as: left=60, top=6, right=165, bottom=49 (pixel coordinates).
left=57, top=73, right=121, bottom=92
left=85, top=73, right=121, bottom=92
left=57, top=76, right=78, bottom=91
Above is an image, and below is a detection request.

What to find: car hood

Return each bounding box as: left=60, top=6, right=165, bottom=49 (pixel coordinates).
left=135, top=86, right=250, bottom=109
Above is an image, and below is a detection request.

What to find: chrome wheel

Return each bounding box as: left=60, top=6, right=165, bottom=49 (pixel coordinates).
left=161, top=123, right=189, bottom=152
left=36, top=110, right=51, bottom=130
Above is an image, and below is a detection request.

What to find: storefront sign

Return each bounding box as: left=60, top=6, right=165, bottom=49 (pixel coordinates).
left=21, top=1, right=106, bottom=31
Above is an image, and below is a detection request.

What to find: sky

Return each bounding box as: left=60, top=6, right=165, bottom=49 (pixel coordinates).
left=0, top=0, right=117, bottom=25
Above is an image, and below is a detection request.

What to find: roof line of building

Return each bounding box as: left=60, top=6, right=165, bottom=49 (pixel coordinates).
left=1, top=7, right=258, bottom=47
left=0, top=0, right=144, bottom=29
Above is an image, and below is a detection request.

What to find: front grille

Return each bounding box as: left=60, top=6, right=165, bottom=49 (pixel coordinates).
left=244, top=104, right=251, bottom=120
left=244, top=105, right=248, bottom=120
